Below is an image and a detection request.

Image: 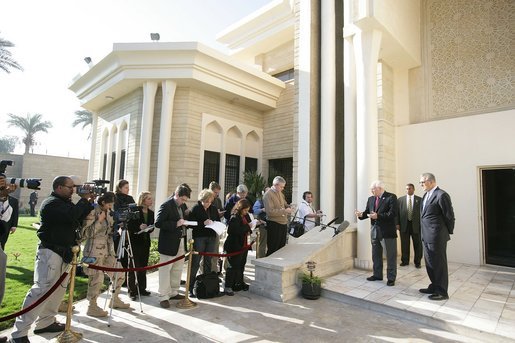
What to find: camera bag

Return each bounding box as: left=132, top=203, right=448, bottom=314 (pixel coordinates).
left=194, top=271, right=220, bottom=299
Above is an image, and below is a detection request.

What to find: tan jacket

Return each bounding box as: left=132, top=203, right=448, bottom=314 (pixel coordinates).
left=263, top=188, right=289, bottom=225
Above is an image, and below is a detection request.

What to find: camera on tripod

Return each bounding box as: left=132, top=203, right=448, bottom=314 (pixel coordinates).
left=114, top=203, right=141, bottom=223
left=0, top=160, right=42, bottom=190
left=76, top=179, right=110, bottom=196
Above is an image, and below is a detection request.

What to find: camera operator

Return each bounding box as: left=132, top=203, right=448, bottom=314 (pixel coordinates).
left=11, top=176, right=94, bottom=343
left=113, top=180, right=136, bottom=286
left=0, top=173, right=19, bottom=250
left=82, top=192, right=130, bottom=317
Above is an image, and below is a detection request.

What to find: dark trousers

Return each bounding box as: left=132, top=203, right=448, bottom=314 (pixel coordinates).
left=371, top=226, right=397, bottom=281
left=30, top=204, right=36, bottom=217
left=128, top=237, right=150, bottom=295
left=225, top=254, right=245, bottom=289
left=423, top=239, right=449, bottom=297
left=266, top=221, right=287, bottom=256
left=188, top=236, right=217, bottom=291
left=400, top=221, right=422, bottom=265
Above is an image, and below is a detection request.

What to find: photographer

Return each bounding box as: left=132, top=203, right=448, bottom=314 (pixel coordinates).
left=113, top=180, right=136, bottom=285
left=82, top=192, right=130, bottom=317
left=0, top=173, right=19, bottom=249
left=11, top=176, right=94, bottom=343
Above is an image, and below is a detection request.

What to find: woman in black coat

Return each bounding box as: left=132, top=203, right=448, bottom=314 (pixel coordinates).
left=127, top=191, right=155, bottom=299
left=188, top=189, right=220, bottom=297
left=223, top=199, right=252, bottom=296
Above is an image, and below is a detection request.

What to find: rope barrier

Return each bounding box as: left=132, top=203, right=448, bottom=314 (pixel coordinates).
left=0, top=271, right=70, bottom=322
left=86, top=253, right=187, bottom=272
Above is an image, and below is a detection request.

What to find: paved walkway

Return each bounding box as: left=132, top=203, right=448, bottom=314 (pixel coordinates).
left=1, top=254, right=514, bottom=342
left=324, top=262, right=515, bottom=342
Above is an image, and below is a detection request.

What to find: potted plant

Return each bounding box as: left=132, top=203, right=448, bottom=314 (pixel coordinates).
left=300, top=261, right=322, bottom=300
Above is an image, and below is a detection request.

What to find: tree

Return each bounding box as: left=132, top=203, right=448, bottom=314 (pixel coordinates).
left=7, top=113, right=53, bottom=154
left=72, top=110, right=93, bottom=139
left=0, top=136, right=17, bottom=153
left=0, top=33, right=23, bottom=74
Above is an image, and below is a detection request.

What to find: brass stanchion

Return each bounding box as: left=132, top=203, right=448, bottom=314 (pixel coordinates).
left=57, top=246, right=83, bottom=343
left=176, top=239, right=197, bottom=309
left=255, top=230, right=260, bottom=259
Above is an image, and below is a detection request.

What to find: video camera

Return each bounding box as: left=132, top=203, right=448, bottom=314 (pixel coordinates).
left=76, top=179, right=110, bottom=196
left=114, top=203, right=141, bottom=223
left=0, top=160, right=42, bottom=190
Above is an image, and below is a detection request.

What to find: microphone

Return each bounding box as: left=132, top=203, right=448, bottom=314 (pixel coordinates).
left=333, top=220, right=350, bottom=236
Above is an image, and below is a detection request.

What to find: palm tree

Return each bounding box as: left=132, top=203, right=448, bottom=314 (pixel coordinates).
left=0, top=34, right=23, bottom=74
left=72, top=110, right=93, bottom=139
left=7, top=113, right=53, bottom=154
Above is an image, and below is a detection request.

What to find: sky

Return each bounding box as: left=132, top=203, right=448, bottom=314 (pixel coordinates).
left=0, top=0, right=271, bottom=159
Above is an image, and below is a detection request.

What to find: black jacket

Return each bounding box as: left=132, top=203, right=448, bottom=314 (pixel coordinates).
left=189, top=201, right=220, bottom=239
left=37, top=192, right=93, bottom=260
left=156, top=197, right=184, bottom=256
left=224, top=214, right=251, bottom=253
left=358, top=191, right=398, bottom=239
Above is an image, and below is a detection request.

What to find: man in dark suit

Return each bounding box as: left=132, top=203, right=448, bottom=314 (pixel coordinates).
left=29, top=190, right=38, bottom=217
left=419, top=173, right=455, bottom=301
left=0, top=175, right=19, bottom=249
left=356, top=180, right=398, bottom=286
left=155, top=184, right=191, bottom=308
left=396, top=183, right=422, bottom=268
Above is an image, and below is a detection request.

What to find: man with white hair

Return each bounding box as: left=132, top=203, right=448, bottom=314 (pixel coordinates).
left=355, top=180, right=398, bottom=286
left=263, top=176, right=292, bottom=256
left=224, top=184, right=251, bottom=221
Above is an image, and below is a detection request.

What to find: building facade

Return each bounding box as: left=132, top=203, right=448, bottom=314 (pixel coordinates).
left=69, top=0, right=515, bottom=268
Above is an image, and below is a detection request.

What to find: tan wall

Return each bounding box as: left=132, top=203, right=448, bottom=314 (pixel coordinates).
left=0, top=153, right=88, bottom=213
left=378, top=62, right=396, bottom=191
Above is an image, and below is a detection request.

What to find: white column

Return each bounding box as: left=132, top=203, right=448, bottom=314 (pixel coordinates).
left=354, top=29, right=382, bottom=268
left=137, top=81, right=158, bottom=195
left=343, top=36, right=357, bottom=222
left=320, top=0, right=336, bottom=219
left=87, top=112, right=98, bottom=181
left=296, top=0, right=311, bottom=195
left=154, top=80, right=176, bottom=207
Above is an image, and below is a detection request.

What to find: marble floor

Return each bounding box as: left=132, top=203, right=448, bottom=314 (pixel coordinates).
left=323, top=262, right=515, bottom=341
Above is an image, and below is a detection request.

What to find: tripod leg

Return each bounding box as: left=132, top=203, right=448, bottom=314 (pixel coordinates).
left=125, top=232, right=144, bottom=313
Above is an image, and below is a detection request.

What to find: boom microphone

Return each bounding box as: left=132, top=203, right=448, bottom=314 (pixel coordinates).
left=319, top=217, right=339, bottom=231
left=333, top=220, right=350, bottom=237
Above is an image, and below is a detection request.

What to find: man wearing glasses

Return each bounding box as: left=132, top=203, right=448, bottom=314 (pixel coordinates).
left=11, top=176, right=94, bottom=343
left=418, top=173, right=455, bottom=301
left=355, top=180, right=398, bottom=286
left=155, top=184, right=191, bottom=308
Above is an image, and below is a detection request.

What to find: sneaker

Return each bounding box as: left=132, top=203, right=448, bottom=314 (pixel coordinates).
left=34, top=322, right=65, bottom=334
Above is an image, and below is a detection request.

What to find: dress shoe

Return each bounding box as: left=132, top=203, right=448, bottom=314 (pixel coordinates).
left=240, top=283, right=250, bottom=291
left=160, top=300, right=170, bottom=308
left=387, top=280, right=395, bottom=286
left=169, top=294, right=185, bottom=300
left=428, top=294, right=449, bottom=301
left=10, top=336, right=30, bottom=343
left=130, top=294, right=138, bottom=301
left=224, top=288, right=234, bottom=296
left=140, top=290, right=151, bottom=296
left=366, top=276, right=383, bottom=281
left=34, top=321, right=65, bottom=334
left=419, top=288, right=434, bottom=294
left=415, top=264, right=422, bottom=269
left=189, top=291, right=197, bottom=298
left=400, top=262, right=408, bottom=266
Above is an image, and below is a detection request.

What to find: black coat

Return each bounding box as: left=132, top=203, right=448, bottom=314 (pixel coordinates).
left=224, top=214, right=251, bottom=253
left=128, top=208, right=155, bottom=249
left=359, top=191, right=398, bottom=239
left=156, top=197, right=184, bottom=256
left=189, top=202, right=220, bottom=238
left=421, top=187, right=455, bottom=244
left=0, top=196, right=19, bottom=248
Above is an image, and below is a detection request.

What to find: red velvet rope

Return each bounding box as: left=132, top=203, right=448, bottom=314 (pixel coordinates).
left=0, top=271, right=69, bottom=322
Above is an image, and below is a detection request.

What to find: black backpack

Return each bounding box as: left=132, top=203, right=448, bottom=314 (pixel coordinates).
left=194, top=272, right=220, bottom=299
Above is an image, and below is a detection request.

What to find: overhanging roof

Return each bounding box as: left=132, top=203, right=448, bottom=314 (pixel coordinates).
left=68, top=42, right=285, bottom=112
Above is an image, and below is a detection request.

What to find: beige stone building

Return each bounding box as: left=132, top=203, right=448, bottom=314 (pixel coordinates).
left=69, top=0, right=514, bottom=272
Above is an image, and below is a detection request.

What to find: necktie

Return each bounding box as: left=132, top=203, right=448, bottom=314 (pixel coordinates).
left=374, top=197, right=379, bottom=211
left=407, top=196, right=413, bottom=221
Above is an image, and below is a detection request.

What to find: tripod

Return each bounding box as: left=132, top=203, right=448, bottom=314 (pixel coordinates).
left=107, top=220, right=142, bottom=326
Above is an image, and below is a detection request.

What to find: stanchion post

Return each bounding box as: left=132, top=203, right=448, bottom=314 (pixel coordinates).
left=255, top=230, right=260, bottom=259
left=176, top=239, right=197, bottom=309
left=57, top=245, right=83, bottom=343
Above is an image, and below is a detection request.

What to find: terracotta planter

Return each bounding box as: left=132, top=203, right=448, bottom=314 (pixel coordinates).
left=301, top=281, right=321, bottom=300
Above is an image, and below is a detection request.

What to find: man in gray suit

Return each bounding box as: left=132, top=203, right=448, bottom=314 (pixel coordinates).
left=396, top=183, right=422, bottom=268
left=355, top=180, right=398, bottom=286
left=419, top=173, right=455, bottom=301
